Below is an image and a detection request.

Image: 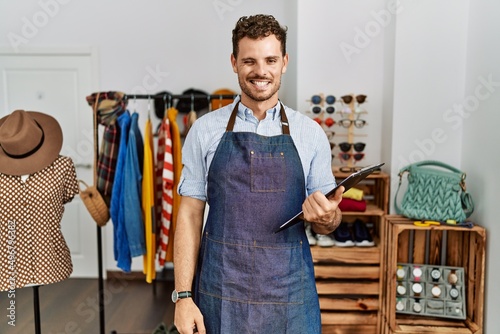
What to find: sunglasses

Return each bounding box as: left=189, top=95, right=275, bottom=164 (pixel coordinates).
left=313, top=117, right=335, bottom=128
left=340, top=94, right=367, bottom=105
left=311, top=105, right=322, bottom=114
left=338, top=152, right=365, bottom=163
left=338, top=142, right=366, bottom=152
left=338, top=118, right=367, bottom=128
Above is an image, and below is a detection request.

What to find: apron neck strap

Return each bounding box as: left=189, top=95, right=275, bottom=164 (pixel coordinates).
left=226, top=101, right=290, bottom=135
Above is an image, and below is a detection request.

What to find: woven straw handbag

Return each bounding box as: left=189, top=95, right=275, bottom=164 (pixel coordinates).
left=79, top=94, right=109, bottom=227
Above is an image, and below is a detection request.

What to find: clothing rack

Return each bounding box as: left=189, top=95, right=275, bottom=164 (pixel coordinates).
left=94, top=91, right=238, bottom=334
left=125, top=93, right=238, bottom=101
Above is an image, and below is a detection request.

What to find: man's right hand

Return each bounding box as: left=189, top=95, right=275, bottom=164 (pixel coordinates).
left=174, top=298, right=206, bottom=334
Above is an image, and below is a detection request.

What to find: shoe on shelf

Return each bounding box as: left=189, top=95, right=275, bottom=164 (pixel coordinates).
left=353, top=219, right=375, bottom=247
left=316, top=234, right=335, bottom=247
left=332, top=222, right=354, bottom=247
left=305, top=223, right=317, bottom=246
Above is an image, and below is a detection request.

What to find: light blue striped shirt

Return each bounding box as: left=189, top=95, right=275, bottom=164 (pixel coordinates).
left=178, top=97, right=336, bottom=201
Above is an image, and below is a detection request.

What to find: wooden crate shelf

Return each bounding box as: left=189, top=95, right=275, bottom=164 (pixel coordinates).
left=382, top=215, right=486, bottom=334
left=313, top=171, right=389, bottom=333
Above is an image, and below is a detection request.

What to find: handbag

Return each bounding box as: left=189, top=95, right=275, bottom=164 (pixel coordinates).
left=79, top=93, right=110, bottom=226
left=394, top=160, right=474, bottom=222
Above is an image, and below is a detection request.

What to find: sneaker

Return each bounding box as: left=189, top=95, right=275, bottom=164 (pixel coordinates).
left=353, top=219, right=375, bottom=247
left=305, top=223, right=317, bottom=246
left=332, top=222, right=355, bottom=247
left=316, top=234, right=335, bottom=247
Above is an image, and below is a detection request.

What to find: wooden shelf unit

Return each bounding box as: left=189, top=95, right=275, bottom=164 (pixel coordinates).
left=311, top=171, right=389, bottom=334
left=381, top=215, right=486, bottom=334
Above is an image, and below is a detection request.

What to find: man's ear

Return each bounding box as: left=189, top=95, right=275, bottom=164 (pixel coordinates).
left=282, top=53, right=289, bottom=74
left=230, top=53, right=237, bottom=73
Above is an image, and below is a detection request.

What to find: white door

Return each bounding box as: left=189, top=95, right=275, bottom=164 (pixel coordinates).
left=0, top=50, right=99, bottom=277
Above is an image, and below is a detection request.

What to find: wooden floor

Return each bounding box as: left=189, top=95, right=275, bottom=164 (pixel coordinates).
left=0, top=273, right=174, bottom=334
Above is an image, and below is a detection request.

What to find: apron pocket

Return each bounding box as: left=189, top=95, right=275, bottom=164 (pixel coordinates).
left=199, top=234, right=304, bottom=304
left=250, top=152, right=286, bottom=192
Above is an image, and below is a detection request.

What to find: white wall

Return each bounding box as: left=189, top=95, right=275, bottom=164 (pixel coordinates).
left=1, top=0, right=499, bottom=331
left=463, top=1, right=500, bottom=332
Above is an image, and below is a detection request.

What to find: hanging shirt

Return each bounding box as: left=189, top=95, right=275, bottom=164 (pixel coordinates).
left=110, top=110, right=132, bottom=272
left=123, top=112, right=146, bottom=258
left=142, top=118, right=156, bottom=283
left=0, top=156, right=79, bottom=291
left=157, top=117, right=174, bottom=266
left=165, top=107, right=182, bottom=262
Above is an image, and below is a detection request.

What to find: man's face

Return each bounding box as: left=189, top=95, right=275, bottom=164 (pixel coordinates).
left=231, top=35, right=288, bottom=103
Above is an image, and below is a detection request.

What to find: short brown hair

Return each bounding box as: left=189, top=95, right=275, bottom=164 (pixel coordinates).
left=232, top=14, right=288, bottom=58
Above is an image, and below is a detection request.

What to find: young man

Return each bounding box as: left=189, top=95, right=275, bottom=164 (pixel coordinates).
left=173, top=14, right=343, bottom=334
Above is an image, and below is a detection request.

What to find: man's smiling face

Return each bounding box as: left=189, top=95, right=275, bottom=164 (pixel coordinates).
left=231, top=34, right=288, bottom=104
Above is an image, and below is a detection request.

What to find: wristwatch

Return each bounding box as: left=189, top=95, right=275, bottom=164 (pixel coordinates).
left=448, top=269, right=458, bottom=285
left=412, top=266, right=423, bottom=281
left=171, top=290, right=192, bottom=303
left=396, top=266, right=406, bottom=280
left=396, top=283, right=407, bottom=296
left=412, top=282, right=423, bottom=297
left=431, top=284, right=442, bottom=298
left=412, top=301, right=423, bottom=313
left=449, top=286, right=460, bottom=300
left=430, top=268, right=441, bottom=282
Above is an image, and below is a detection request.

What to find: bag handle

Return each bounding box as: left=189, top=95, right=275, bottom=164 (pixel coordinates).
left=399, top=160, right=464, bottom=176
left=91, top=93, right=100, bottom=185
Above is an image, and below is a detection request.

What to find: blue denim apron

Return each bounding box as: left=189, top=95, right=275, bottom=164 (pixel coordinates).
left=194, top=102, right=320, bottom=333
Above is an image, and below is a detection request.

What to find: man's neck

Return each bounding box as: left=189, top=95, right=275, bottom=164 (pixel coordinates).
left=240, top=95, right=279, bottom=120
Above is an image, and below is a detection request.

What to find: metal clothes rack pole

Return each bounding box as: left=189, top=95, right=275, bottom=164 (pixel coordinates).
left=97, top=226, right=105, bottom=334
left=33, top=286, right=41, bottom=334
left=124, top=93, right=238, bottom=101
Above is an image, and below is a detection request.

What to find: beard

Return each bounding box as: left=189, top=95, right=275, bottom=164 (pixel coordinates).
left=238, top=75, right=282, bottom=102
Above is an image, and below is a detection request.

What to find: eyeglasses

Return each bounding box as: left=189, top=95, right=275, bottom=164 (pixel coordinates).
left=324, top=131, right=335, bottom=141
left=338, top=118, right=367, bottom=128
left=356, top=94, right=367, bottom=104
left=338, top=142, right=366, bottom=152
left=338, top=152, right=365, bottom=163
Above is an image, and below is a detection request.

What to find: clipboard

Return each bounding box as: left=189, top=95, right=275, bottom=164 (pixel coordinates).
left=274, top=163, right=385, bottom=233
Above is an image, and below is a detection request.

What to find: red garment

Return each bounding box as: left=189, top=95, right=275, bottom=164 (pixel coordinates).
left=157, top=117, right=174, bottom=266
left=339, top=197, right=367, bottom=212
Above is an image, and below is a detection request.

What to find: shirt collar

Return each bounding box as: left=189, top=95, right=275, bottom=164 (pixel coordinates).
left=236, top=98, right=281, bottom=122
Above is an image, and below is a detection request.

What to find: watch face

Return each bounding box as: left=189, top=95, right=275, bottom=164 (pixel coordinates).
left=396, top=300, right=405, bottom=311
left=431, top=285, right=442, bottom=297
left=413, top=302, right=422, bottom=313
left=412, top=282, right=423, bottom=294
left=396, top=268, right=405, bottom=280
left=448, top=272, right=459, bottom=284
left=431, top=268, right=441, bottom=280
left=397, top=284, right=406, bottom=295
left=171, top=290, right=178, bottom=303
left=450, top=287, right=459, bottom=299
left=413, top=267, right=422, bottom=278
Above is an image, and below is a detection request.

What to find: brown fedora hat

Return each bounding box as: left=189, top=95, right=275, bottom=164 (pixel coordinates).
left=0, top=110, right=63, bottom=176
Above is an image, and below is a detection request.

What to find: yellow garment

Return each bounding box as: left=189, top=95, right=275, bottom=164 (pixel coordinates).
left=343, top=187, right=364, bottom=201
left=142, top=118, right=156, bottom=283
left=165, top=107, right=182, bottom=262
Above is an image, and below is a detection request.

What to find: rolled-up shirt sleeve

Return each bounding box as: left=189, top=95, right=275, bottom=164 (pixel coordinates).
left=178, top=121, right=208, bottom=202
